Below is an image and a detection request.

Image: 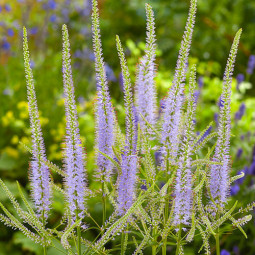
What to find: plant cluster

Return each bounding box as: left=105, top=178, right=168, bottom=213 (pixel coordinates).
left=0, top=0, right=254, bottom=254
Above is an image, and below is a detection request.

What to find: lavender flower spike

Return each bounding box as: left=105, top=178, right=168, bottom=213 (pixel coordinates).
left=92, top=0, right=115, bottom=181
left=62, top=25, right=87, bottom=222
left=210, top=29, right=242, bottom=207
left=161, top=0, right=197, bottom=165
left=23, top=27, right=51, bottom=220
left=117, top=152, right=137, bottom=215
left=116, top=35, right=137, bottom=154
left=174, top=65, right=196, bottom=226
left=135, top=4, right=157, bottom=132
left=116, top=36, right=138, bottom=214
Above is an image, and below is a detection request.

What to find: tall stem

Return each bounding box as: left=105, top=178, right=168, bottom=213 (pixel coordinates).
left=42, top=211, right=47, bottom=255
left=102, top=181, right=106, bottom=229
left=215, top=228, right=220, bottom=255
left=77, top=225, right=81, bottom=255
left=152, top=227, right=157, bottom=255
left=121, top=225, right=128, bottom=255
left=121, top=229, right=125, bottom=255
left=162, top=154, right=170, bottom=255
left=175, top=224, right=182, bottom=255
left=75, top=204, right=81, bottom=255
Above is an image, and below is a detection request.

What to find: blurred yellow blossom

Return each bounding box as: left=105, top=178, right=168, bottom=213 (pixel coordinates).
left=2, top=111, right=15, bottom=126
left=11, top=135, right=19, bottom=145
left=57, top=98, right=65, bottom=106
left=39, top=116, right=49, bottom=126
left=17, top=101, right=28, bottom=109
left=4, top=147, right=19, bottom=159
left=21, top=136, right=30, bottom=145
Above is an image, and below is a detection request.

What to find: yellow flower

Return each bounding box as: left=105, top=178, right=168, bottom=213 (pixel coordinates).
left=57, top=98, right=65, bottom=106
left=40, top=116, right=49, bottom=126
left=21, top=136, right=30, bottom=145
left=2, top=111, right=15, bottom=126
left=17, top=101, right=28, bottom=109
left=5, top=147, right=19, bottom=159
left=11, top=135, right=19, bottom=145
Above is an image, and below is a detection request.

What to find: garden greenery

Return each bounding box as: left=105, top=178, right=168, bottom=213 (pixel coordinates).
left=0, top=0, right=254, bottom=254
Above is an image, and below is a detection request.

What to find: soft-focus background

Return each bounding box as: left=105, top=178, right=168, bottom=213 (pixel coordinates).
left=0, top=0, right=255, bottom=254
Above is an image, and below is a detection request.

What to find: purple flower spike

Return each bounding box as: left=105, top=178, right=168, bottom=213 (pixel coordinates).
left=161, top=0, right=197, bottom=165
left=173, top=65, right=197, bottom=227
left=23, top=28, right=51, bottom=220
left=92, top=0, right=115, bottom=181
left=95, top=93, right=114, bottom=181
left=135, top=4, right=157, bottom=133
left=210, top=29, right=242, bottom=208
left=117, top=152, right=137, bottom=215
left=62, top=25, right=87, bottom=222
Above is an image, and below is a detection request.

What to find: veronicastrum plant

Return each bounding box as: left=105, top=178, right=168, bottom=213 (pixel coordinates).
left=0, top=0, right=254, bottom=254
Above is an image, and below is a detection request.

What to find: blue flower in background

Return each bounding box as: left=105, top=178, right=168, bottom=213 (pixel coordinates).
left=236, top=73, right=244, bottom=90
left=5, top=4, right=11, bottom=12
left=247, top=55, right=255, bottom=75
left=48, top=0, right=57, bottom=10
left=230, top=184, right=240, bottom=196
left=236, top=148, right=243, bottom=159
left=198, top=76, right=203, bottom=88
left=105, top=64, right=117, bottom=82
left=7, top=28, right=14, bottom=37
left=221, top=250, right=231, bottom=255
left=248, top=161, right=255, bottom=175
left=30, top=27, right=38, bottom=35
left=235, top=103, right=246, bottom=121
left=2, top=40, right=10, bottom=51
left=236, top=73, right=244, bottom=84
left=233, top=246, right=239, bottom=254
left=49, top=14, right=57, bottom=22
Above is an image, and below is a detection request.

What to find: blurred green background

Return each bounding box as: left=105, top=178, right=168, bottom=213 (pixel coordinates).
left=0, top=0, right=255, bottom=254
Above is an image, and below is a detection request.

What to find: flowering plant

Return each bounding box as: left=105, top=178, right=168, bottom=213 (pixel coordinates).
left=0, top=0, right=254, bottom=254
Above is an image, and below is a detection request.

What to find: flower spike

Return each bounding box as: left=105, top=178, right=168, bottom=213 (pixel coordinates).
left=23, top=27, right=51, bottom=220
left=62, top=24, right=87, bottom=223
left=92, top=0, right=115, bottom=182
left=210, top=29, right=242, bottom=208
left=135, top=4, right=157, bottom=132
left=161, top=0, right=197, bottom=167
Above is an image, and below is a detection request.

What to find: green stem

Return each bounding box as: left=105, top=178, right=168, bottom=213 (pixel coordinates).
left=75, top=205, right=81, bottom=255
left=162, top=156, right=170, bottom=255
left=42, top=211, right=47, bottom=255
left=43, top=245, right=47, bottom=255
left=175, top=225, right=182, bottom=255
left=215, top=230, right=220, bottom=255
left=102, top=181, right=106, bottom=229
left=121, top=225, right=128, bottom=255
left=77, top=225, right=82, bottom=255
left=152, top=227, right=157, bottom=255
left=121, top=229, right=125, bottom=255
